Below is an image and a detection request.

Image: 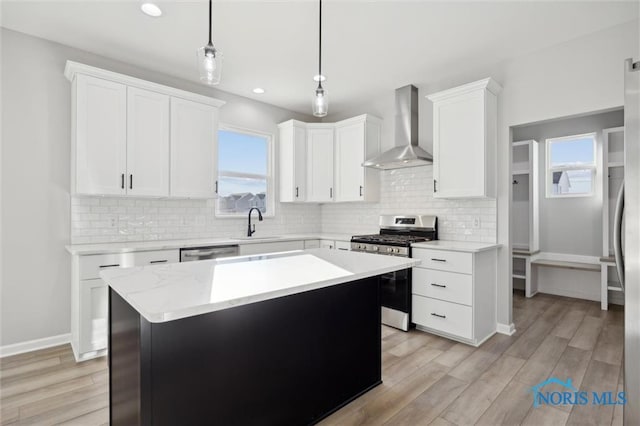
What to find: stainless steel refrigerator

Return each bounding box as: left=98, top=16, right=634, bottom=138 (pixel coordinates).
left=624, top=57, right=640, bottom=426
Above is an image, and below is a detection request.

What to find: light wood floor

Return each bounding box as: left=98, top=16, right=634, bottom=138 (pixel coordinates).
left=0, top=291, right=624, bottom=425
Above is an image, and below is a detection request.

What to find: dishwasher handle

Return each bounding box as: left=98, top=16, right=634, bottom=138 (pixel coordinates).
left=181, top=246, right=239, bottom=261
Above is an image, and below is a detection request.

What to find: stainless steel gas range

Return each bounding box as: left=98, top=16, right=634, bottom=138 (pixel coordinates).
left=351, top=215, right=438, bottom=331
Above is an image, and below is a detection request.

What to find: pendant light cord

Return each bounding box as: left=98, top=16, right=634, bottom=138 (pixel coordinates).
left=318, top=0, right=322, bottom=90
left=208, top=0, right=213, bottom=44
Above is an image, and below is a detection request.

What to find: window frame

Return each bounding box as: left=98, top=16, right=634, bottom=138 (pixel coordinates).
left=214, top=124, right=275, bottom=218
left=545, top=132, right=597, bottom=199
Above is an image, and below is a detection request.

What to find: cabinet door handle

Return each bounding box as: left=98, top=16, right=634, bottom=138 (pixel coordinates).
left=431, top=283, right=447, bottom=288
left=433, top=179, right=437, bottom=193
left=295, top=187, right=299, bottom=198
left=431, top=258, right=447, bottom=262
left=431, top=313, right=446, bottom=319
left=215, top=180, right=218, bottom=194
left=149, top=260, right=168, bottom=264
left=99, top=264, right=120, bottom=269
left=129, top=174, right=133, bottom=190
left=121, top=174, right=125, bottom=189
left=359, top=185, right=363, bottom=197
left=330, top=187, right=333, bottom=198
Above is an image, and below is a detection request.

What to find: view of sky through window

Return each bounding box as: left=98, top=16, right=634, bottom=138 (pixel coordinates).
left=217, top=130, right=269, bottom=214
left=547, top=134, right=596, bottom=197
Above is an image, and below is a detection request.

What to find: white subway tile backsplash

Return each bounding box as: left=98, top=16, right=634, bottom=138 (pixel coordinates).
left=71, top=166, right=496, bottom=244
left=321, top=166, right=496, bottom=243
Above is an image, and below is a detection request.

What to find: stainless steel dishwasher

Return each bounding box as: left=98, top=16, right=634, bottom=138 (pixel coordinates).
left=180, top=245, right=239, bottom=262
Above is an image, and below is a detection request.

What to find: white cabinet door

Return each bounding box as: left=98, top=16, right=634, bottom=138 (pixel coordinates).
left=429, top=78, right=500, bottom=199
left=74, top=75, right=127, bottom=195
left=279, top=121, right=307, bottom=202
left=126, top=87, right=170, bottom=197
left=432, top=92, right=485, bottom=198
left=170, top=97, right=218, bottom=198
left=79, top=278, right=108, bottom=354
left=335, top=121, right=365, bottom=202
left=307, top=127, right=334, bottom=202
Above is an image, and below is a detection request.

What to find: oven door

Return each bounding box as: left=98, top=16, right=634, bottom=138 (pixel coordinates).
left=380, top=268, right=410, bottom=313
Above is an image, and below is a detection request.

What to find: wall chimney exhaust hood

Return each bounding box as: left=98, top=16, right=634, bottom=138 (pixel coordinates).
left=363, top=85, right=433, bottom=170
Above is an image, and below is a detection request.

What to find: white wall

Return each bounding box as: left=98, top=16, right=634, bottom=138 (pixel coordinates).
left=0, top=28, right=318, bottom=347
left=324, top=19, right=639, bottom=328
left=513, top=109, right=624, bottom=256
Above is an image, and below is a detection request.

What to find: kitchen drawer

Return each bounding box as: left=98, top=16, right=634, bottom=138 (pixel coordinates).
left=79, top=249, right=178, bottom=280
left=412, top=248, right=472, bottom=274
left=132, top=249, right=179, bottom=266
left=412, top=268, right=472, bottom=306
left=334, top=240, right=351, bottom=251
left=79, top=253, right=134, bottom=280
left=304, top=240, right=321, bottom=249
left=412, top=295, right=473, bottom=340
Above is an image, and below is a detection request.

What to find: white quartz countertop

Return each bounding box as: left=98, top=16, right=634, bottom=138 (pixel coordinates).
left=66, top=233, right=353, bottom=255
left=411, top=240, right=501, bottom=253
left=100, top=248, right=419, bottom=323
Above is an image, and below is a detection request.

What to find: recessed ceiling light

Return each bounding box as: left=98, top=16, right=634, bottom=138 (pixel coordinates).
left=313, top=74, right=326, bottom=82
left=252, top=88, right=265, bottom=94
left=141, top=2, right=162, bottom=17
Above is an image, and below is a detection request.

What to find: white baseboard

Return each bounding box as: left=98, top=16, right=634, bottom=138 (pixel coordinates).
left=0, top=333, right=71, bottom=358
left=497, top=322, right=516, bottom=336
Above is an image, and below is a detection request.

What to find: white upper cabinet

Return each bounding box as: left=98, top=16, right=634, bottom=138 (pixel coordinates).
left=334, top=115, right=381, bottom=202
left=427, top=78, right=501, bottom=199
left=73, top=74, right=127, bottom=195
left=306, top=125, right=334, bottom=202
left=126, top=87, right=170, bottom=197
left=170, top=97, right=219, bottom=198
left=279, top=120, right=307, bottom=202
left=66, top=61, right=224, bottom=199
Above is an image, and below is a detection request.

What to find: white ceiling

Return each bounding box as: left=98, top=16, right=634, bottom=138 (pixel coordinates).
left=1, top=1, right=638, bottom=116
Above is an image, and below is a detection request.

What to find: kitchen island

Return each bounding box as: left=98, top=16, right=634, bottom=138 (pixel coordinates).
left=101, top=248, right=419, bottom=425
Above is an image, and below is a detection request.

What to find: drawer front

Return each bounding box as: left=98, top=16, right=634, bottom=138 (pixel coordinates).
left=412, top=248, right=472, bottom=274
left=304, top=240, right=321, bottom=249
left=79, top=249, right=179, bottom=279
left=412, top=295, right=473, bottom=339
left=334, top=240, right=351, bottom=251
left=79, top=253, right=134, bottom=280
left=132, top=249, right=179, bottom=266
left=412, top=268, right=472, bottom=306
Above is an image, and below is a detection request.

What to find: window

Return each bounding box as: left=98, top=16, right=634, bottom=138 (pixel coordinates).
left=216, top=127, right=273, bottom=216
left=545, top=133, right=597, bottom=198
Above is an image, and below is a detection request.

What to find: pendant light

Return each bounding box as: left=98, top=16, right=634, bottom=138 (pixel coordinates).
left=197, top=0, right=223, bottom=85
left=312, top=0, right=328, bottom=117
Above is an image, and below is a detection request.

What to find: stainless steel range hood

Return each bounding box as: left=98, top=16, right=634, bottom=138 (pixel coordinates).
left=363, top=85, right=433, bottom=170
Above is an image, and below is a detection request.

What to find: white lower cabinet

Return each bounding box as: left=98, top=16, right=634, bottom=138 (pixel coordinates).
left=71, top=249, right=179, bottom=361
left=303, top=240, right=321, bottom=249
left=411, top=246, right=497, bottom=346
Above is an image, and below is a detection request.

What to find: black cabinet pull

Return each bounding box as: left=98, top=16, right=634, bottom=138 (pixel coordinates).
left=295, top=187, right=299, bottom=198
left=431, top=258, right=447, bottom=262
left=433, top=179, right=437, bottom=193
left=121, top=174, right=125, bottom=189
left=359, top=185, right=363, bottom=197
left=431, top=313, right=446, bottom=319
left=431, top=283, right=446, bottom=288
left=149, top=260, right=168, bottom=264
left=129, top=174, right=133, bottom=190
left=330, top=187, right=333, bottom=198
left=99, top=264, right=120, bottom=269
left=215, top=180, right=218, bottom=194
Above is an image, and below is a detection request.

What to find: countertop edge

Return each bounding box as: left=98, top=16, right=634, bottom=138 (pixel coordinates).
left=67, top=234, right=353, bottom=255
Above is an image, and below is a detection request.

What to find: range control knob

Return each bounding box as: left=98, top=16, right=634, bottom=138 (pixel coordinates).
left=372, top=246, right=379, bottom=252
left=387, top=247, right=393, bottom=253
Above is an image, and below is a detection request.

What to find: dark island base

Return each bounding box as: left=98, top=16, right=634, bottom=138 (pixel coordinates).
left=109, top=277, right=382, bottom=426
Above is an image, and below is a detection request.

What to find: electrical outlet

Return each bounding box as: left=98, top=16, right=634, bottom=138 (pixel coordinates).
left=473, top=217, right=481, bottom=229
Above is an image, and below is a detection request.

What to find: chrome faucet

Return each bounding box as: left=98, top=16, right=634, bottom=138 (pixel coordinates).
left=247, top=207, right=263, bottom=237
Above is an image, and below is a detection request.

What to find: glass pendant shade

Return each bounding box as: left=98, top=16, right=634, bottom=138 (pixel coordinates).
left=313, top=86, right=328, bottom=117
left=197, top=43, right=223, bottom=85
